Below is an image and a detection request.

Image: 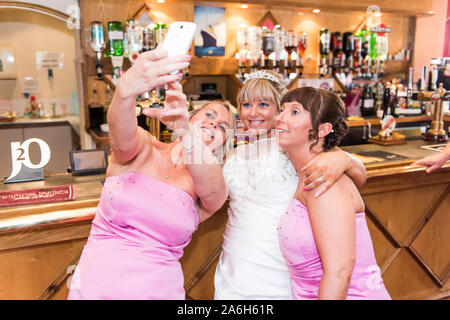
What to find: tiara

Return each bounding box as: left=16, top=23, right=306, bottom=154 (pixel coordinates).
left=244, top=70, right=286, bottom=88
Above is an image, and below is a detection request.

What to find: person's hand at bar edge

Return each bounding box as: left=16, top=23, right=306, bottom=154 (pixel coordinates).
left=412, top=142, right=450, bottom=173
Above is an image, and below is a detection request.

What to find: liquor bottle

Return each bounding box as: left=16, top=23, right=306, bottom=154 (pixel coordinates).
left=342, top=32, right=354, bottom=74
left=154, top=22, right=167, bottom=47
left=331, top=32, right=343, bottom=71
left=353, top=34, right=362, bottom=76
left=106, top=21, right=124, bottom=57
left=107, top=21, right=124, bottom=85
left=361, top=85, right=375, bottom=117
left=382, top=84, right=391, bottom=117
left=284, top=29, right=297, bottom=73
left=359, top=26, right=369, bottom=60
left=261, top=26, right=274, bottom=69
left=90, top=21, right=106, bottom=79
left=125, top=19, right=142, bottom=64
left=273, top=25, right=285, bottom=72
left=248, top=26, right=262, bottom=71
left=319, top=28, right=330, bottom=74
left=391, top=87, right=399, bottom=117
left=369, top=32, right=378, bottom=61
left=297, top=32, right=308, bottom=69
left=142, top=24, right=155, bottom=52
left=377, top=30, right=388, bottom=61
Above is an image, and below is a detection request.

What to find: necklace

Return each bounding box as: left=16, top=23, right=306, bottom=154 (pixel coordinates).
left=163, top=145, right=184, bottom=180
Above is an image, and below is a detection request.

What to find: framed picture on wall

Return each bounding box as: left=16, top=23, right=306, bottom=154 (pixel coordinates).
left=194, top=6, right=226, bottom=56
left=257, top=11, right=279, bottom=32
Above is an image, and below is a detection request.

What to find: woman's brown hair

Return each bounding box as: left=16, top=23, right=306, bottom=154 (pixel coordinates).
left=280, top=87, right=348, bottom=151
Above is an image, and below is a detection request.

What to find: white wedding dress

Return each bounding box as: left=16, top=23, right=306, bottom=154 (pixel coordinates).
left=214, top=138, right=298, bottom=300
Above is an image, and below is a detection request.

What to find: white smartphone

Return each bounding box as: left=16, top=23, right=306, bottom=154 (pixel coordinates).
left=161, top=22, right=196, bottom=71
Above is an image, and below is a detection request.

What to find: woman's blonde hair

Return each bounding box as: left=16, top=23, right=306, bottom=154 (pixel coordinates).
left=237, top=70, right=287, bottom=111
left=189, top=100, right=237, bottom=159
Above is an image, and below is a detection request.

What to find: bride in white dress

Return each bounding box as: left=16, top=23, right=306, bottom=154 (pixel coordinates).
left=214, top=71, right=366, bottom=299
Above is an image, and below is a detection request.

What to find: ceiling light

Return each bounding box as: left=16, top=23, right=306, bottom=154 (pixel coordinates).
left=428, top=10, right=434, bottom=14
left=157, top=0, right=165, bottom=3
left=313, top=9, right=320, bottom=13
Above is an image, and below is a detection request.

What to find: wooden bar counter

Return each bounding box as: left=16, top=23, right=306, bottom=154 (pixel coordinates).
left=0, top=139, right=448, bottom=300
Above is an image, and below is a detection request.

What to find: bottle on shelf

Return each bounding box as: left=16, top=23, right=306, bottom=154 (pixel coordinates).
left=125, top=19, right=142, bottom=64
left=319, top=28, right=330, bottom=76
left=89, top=21, right=106, bottom=79
left=273, top=25, right=285, bottom=73
left=285, top=29, right=297, bottom=75
left=154, top=22, right=167, bottom=47
left=382, top=84, right=391, bottom=118
left=248, top=26, right=262, bottom=72
left=361, top=85, right=376, bottom=117
left=142, top=24, right=155, bottom=52
left=261, top=26, right=274, bottom=69
left=106, top=21, right=124, bottom=85
left=331, top=31, right=343, bottom=73
left=342, top=32, right=354, bottom=75
left=297, top=32, right=308, bottom=74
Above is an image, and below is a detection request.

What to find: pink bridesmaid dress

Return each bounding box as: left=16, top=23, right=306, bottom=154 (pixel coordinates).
left=278, top=199, right=391, bottom=300
left=68, top=172, right=198, bottom=300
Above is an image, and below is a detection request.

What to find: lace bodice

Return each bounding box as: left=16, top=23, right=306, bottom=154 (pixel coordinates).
left=215, top=138, right=299, bottom=299
left=223, top=139, right=298, bottom=203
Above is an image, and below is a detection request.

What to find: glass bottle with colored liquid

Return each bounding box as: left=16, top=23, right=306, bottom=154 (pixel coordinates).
left=107, top=21, right=124, bottom=85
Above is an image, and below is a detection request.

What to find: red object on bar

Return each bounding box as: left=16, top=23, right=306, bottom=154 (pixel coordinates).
left=0, top=185, right=75, bottom=207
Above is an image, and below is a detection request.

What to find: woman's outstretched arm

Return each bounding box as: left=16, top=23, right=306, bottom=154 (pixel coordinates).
left=143, top=82, right=228, bottom=222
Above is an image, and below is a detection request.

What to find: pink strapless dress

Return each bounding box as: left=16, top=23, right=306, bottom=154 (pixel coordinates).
left=68, top=172, right=199, bottom=300
left=278, top=199, right=391, bottom=300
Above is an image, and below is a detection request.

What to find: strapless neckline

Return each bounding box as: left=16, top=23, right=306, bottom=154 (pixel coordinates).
left=106, top=172, right=196, bottom=205
left=290, top=198, right=365, bottom=217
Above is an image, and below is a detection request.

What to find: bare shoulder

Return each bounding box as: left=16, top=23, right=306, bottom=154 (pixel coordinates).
left=304, top=174, right=364, bottom=214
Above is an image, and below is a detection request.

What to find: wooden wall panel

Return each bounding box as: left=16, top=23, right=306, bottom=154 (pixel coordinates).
left=381, top=249, right=440, bottom=299
left=411, top=198, right=450, bottom=280
left=364, top=184, right=447, bottom=244
left=0, top=238, right=86, bottom=299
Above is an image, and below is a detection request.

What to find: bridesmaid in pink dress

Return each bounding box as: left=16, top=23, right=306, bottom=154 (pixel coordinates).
left=276, top=87, right=391, bottom=300
left=68, top=48, right=235, bottom=300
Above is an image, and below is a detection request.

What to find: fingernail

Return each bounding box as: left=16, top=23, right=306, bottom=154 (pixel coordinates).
left=314, top=192, right=320, bottom=198
left=303, top=188, right=308, bottom=191
left=187, top=55, right=192, bottom=60
left=178, top=73, right=183, bottom=78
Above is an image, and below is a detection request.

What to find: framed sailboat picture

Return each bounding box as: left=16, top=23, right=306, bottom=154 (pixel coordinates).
left=194, top=6, right=226, bottom=56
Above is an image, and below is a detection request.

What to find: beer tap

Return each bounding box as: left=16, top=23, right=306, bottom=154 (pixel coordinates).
left=420, top=64, right=448, bottom=142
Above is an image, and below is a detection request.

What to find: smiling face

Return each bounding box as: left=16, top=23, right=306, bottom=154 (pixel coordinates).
left=190, top=102, right=232, bottom=151
left=276, top=101, right=313, bottom=150
left=240, top=99, right=278, bottom=135
left=277, top=87, right=349, bottom=153
left=237, top=73, right=287, bottom=137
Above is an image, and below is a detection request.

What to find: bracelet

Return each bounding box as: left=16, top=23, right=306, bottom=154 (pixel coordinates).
left=182, top=131, right=200, bottom=155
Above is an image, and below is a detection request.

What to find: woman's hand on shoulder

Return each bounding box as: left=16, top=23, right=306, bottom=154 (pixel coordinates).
left=301, top=148, right=351, bottom=197
left=116, top=48, right=191, bottom=100
left=301, top=148, right=366, bottom=196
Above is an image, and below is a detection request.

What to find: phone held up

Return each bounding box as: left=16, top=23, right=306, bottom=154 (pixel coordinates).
left=161, top=21, right=196, bottom=74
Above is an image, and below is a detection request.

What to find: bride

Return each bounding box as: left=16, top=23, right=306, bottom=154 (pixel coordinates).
left=214, top=71, right=367, bottom=299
